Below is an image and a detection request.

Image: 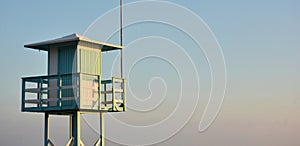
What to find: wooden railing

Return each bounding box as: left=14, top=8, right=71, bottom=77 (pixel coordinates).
left=21, top=73, right=126, bottom=112
left=101, top=77, right=126, bottom=112
left=22, top=73, right=81, bottom=112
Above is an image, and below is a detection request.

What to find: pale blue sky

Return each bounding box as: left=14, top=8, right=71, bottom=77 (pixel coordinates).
left=0, top=0, right=299, bottom=145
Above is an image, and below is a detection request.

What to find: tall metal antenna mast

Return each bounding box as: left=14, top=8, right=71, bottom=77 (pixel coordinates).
left=120, top=0, right=123, bottom=78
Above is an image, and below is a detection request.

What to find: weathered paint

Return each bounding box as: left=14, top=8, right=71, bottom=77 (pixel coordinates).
left=58, top=45, right=77, bottom=106
left=49, top=46, right=58, bottom=106
left=58, top=45, right=76, bottom=74
left=22, top=34, right=125, bottom=146
left=78, top=43, right=101, bottom=75
left=78, top=41, right=102, bottom=110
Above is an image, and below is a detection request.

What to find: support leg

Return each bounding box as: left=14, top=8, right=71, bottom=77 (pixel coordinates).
left=72, top=112, right=81, bottom=146
left=100, top=113, right=104, bottom=146
left=44, top=113, right=49, bottom=146
left=69, top=115, right=73, bottom=139
left=65, top=115, right=74, bottom=146
left=94, top=113, right=104, bottom=146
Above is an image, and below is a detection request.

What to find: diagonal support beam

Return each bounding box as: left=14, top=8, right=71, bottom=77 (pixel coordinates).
left=80, top=140, right=85, bottom=146
left=48, top=139, right=55, bottom=146
left=65, top=137, right=73, bottom=146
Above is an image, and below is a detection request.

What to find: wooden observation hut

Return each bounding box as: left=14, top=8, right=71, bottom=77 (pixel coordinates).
left=21, top=33, right=126, bottom=146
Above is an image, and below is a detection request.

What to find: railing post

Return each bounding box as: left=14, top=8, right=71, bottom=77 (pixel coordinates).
left=122, top=79, right=126, bottom=112
left=112, top=78, right=115, bottom=111
left=78, top=73, right=81, bottom=109
left=21, top=79, right=25, bottom=111
left=57, top=75, right=62, bottom=108
left=37, top=79, right=40, bottom=108
left=98, top=75, right=101, bottom=111
left=39, top=77, right=43, bottom=109
left=104, top=83, right=107, bottom=107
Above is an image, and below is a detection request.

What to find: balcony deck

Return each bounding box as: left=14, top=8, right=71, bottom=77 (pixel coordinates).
left=21, top=73, right=126, bottom=114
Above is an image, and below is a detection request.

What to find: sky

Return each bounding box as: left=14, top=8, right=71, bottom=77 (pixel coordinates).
left=0, top=0, right=299, bottom=145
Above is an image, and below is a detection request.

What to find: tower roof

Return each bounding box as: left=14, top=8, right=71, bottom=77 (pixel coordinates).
left=24, top=33, right=123, bottom=51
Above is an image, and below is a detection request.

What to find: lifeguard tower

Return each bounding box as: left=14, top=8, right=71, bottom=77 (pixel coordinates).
left=21, top=33, right=126, bottom=146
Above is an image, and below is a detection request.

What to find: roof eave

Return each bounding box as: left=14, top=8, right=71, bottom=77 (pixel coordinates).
left=24, top=44, right=49, bottom=51
left=23, top=33, right=124, bottom=51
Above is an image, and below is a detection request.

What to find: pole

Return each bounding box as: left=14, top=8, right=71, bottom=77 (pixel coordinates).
left=120, top=0, right=123, bottom=78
